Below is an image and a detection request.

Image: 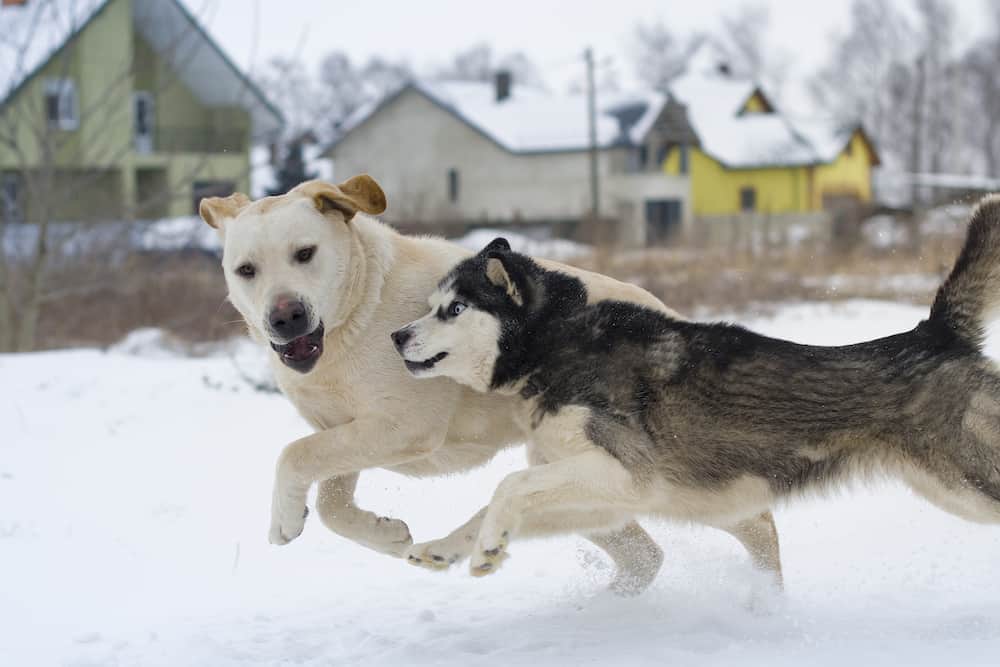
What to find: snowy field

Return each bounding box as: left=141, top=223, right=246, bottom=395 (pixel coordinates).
left=3, top=300, right=1000, bottom=666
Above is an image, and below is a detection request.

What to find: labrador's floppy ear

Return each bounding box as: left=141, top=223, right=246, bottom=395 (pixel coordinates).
left=485, top=251, right=523, bottom=306
left=294, top=175, right=387, bottom=221
left=199, top=192, right=251, bottom=229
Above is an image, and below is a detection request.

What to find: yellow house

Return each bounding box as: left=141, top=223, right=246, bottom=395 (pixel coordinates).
left=663, top=70, right=879, bottom=217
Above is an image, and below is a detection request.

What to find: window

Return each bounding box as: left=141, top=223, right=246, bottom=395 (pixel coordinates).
left=740, top=186, right=756, bottom=212
left=133, top=92, right=154, bottom=153
left=447, top=168, right=459, bottom=203
left=625, top=146, right=648, bottom=173
left=645, top=199, right=682, bottom=244
left=44, top=78, right=78, bottom=130
left=678, top=145, right=690, bottom=175
left=1, top=174, right=22, bottom=223
left=655, top=143, right=670, bottom=168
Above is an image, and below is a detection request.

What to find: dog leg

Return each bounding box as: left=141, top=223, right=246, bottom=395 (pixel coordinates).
left=404, top=507, right=640, bottom=576
left=720, top=511, right=784, bottom=591
left=525, top=441, right=662, bottom=594
left=470, top=450, right=638, bottom=576
left=406, top=508, right=487, bottom=569
left=586, top=521, right=664, bottom=596
left=315, top=474, right=413, bottom=557
left=269, top=419, right=444, bottom=545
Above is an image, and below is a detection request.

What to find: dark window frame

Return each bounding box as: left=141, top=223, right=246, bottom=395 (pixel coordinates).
left=655, top=142, right=670, bottom=168
left=43, top=78, right=79, bottom=131
left=447, top=168, right=459, bottom=203
left=2, top=174, right=22, bottom=223
left=644, top=198, right=683, bottom=244
left=740, top=186, right=756, bottom=212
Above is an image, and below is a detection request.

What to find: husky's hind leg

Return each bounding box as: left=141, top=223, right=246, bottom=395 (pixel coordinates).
left=586, top=521, right=664, bottom=596
left=720, top=512, right=784, bottom=590
left=903, top=385, right=1000, bottom=524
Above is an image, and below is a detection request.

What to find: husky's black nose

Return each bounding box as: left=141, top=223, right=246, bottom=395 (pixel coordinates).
left=391, top=327, right=411, bottom=351
left=269, top=296, right=309, bottom=340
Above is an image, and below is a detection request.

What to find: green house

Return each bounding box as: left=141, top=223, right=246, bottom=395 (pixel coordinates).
left=0, top=0, right=283, bottom=222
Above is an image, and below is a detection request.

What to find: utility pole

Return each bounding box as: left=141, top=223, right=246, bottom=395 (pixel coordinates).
left=584, top=47, right=600, bottom=220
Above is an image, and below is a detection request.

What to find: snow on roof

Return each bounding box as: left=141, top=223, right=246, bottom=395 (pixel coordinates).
left=335, top=79, right=668, bottom=154
left=131, top=0, right=282, bottom=140
left=669, top=71, right=821, bottom=168
left=0, top=0, right=282, bottom=139
left=0, top=0, right=108, bottom=105
left=792, top=118, right=856, bottom=162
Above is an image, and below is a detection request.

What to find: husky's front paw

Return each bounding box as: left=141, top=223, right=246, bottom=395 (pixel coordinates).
left=469, top=531, right=509, bottom=577
left=269, top=503, right=309, bottom=545
left=405, top=541, right=463, bottom=571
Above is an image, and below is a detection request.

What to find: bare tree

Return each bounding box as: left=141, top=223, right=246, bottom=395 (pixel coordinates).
left=711, top=3, right=789, bottom=99
left=961, top=15, right=1000, bottom=177
left=259, top=51, right=412, bottom=144
left=437, top=43, right=493, bottom=82
left=809, top=0, right=914, bottom=172
left=916, top=0, right=955, bottom=177
left=357, top=56, right=412, bottom=99
left=435, top=43, right=545, bottom=89
left=630, top=21, right=705, bottom=92
left=256, top=56, right=332, bottom=142
left=0, top=0, right=271, bottom=352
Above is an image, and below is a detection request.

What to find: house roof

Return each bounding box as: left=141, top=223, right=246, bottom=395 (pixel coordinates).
left=793, top=118, right=881, bottom=166
left=0, top=0, right=283, bottom=139
left=668, top=54, right=879, bottom=169
left=330, top=79, right=669, bottom=155
left=0, top=0, right=107, bottom=105
left=668, top=72, right=820, bottom=169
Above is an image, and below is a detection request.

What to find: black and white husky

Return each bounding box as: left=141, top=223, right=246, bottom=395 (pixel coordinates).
left=392, top=198, right=1000, bottom=579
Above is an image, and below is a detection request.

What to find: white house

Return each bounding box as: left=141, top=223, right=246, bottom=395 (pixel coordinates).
left=325, top=75, right=693, bottom=246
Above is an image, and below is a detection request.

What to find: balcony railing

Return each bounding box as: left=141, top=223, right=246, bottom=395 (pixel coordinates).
left=140, top=127, right=247, bottom=154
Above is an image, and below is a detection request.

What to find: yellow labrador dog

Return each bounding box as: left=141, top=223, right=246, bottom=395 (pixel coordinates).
left=199, top=175, right=783, bottom=594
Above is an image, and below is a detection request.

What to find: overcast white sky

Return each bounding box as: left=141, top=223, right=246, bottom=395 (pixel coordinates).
left=185, top=0, right=990, bottom=112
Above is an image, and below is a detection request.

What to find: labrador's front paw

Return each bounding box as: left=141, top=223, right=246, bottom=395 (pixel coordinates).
left=269, top=502, right=309, bottom=545
left=365, top=515, right=413, bottom=557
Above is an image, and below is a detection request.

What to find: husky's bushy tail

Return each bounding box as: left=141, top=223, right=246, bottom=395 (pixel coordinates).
left=930, top=195, right=1000, bottom=348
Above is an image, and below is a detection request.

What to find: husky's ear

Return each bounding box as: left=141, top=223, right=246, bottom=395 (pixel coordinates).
left=294, top=175, right=387, bottom=222
left=481, top=237, right=511, bottom=254
left=199, top=192, right=251, bottom=231
left=485, top=253, right=523, bottom=306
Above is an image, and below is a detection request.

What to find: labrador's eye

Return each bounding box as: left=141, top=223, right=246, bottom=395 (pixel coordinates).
left=236, top=263, right=256, bottom=278
left=448, top=302, right=467, bottom=317
left=295, top=246, right=316, bottom=264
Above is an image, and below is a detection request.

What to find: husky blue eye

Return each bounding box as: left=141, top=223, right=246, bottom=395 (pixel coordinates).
left=449, top=302, right=466, bottom=317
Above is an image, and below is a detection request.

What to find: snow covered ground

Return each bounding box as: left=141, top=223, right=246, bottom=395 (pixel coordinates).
left=3, top=300, right=1000, bottom=666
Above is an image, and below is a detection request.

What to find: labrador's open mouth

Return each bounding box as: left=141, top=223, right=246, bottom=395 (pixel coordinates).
left=271, top=323, right=324, bottom=373
left=404, top=351, right=448, bottom=374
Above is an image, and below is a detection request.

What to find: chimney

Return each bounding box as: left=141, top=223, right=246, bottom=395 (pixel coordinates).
left=495, top=70, right=512, bottom=103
